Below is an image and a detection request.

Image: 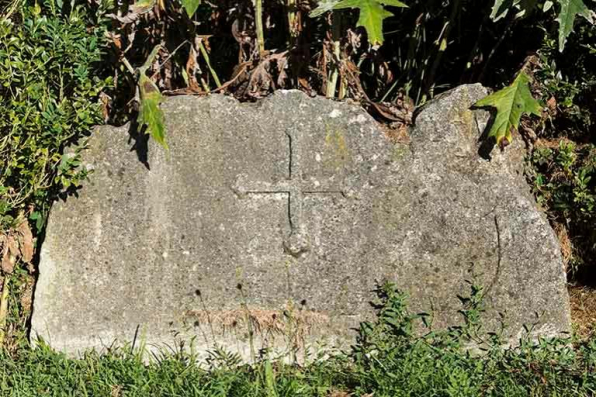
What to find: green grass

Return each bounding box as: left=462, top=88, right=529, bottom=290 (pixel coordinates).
left=2, top=284, right=596, bottom=396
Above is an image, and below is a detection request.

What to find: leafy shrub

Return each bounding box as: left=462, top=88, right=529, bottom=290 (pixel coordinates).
left=3, top=283, right=596, bottom=396
left=529, top=141, right=596, bottom=280
left=536, top=20, right=596, bottom=142
left=0, top=2, right=109, bottom=234
left=0, top=1, right=110, bottom=347
left=526, top=17, right=596, bottom=282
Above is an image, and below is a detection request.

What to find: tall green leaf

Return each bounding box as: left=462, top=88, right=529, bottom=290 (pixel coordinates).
left=474, top=71, right=542, bottom=148
left=181, top=0, right=201, bottom=17
left=136, top=45, right=168, bottom=150
left=556, top=0, right=594, bottom=51
left=138, top=74, right=168, bottom=151
left=311, top=0, right=407, bottom=46
left=264, top=361, right=277, bottom=397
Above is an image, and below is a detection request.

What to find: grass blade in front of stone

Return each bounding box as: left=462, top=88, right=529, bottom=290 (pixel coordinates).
left=2, top=284, right=596, bottom=396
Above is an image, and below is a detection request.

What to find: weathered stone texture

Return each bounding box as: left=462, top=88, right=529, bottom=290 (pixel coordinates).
left=31, top=85, right=570, bottom=357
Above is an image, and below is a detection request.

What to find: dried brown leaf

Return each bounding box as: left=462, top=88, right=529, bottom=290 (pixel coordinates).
left=17, top=221, right=34, bottom=264
left=328, top=391, right=351, bottom=397
left=245, top=52, right=289, bottom=98
left=185, top=46, right=202, bottom=92
left=369, top=101, right=411, bottom=123
left=111, top=385, right=123, bottom=397
left=100, top=92, right=112, bottom=123
left=1, top=235, right=19, bottom=274
left=105, top=32, right=122, bottom=51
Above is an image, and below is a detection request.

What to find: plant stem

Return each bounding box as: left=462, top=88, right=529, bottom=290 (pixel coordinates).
left=326, top=13, right=341, bottom=99
left=198, top=39, right=222, bottom=88
left=139, top=45, right=163, bottom=76
left=255, top=0, right=265, bottom=57
left=0, top=276, right=10, bottom=346
left=423, top=0, right=462, bottom=98
left=287, top=0, right=297, bottom=46
left=478, top=14, right=516, bottom=82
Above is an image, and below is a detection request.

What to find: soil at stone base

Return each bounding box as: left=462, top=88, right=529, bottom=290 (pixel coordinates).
left=4, top=276, right=595, bottom=346
left=569, top=287, right=596, bottom=339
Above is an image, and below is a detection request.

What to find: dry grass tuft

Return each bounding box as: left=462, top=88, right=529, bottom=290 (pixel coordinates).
left=554, top=222, right=573, bottom=271
left=569, top=286, right=596, bottom=339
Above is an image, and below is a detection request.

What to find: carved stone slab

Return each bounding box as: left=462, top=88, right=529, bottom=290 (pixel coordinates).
left=31, top=86, right=571, bottom=358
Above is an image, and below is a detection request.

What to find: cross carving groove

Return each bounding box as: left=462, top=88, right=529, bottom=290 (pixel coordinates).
left=233, top=129, right=347, bottom=257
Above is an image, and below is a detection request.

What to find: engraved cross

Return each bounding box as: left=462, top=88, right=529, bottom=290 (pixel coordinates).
left=233, top=129, right=346, bottom=257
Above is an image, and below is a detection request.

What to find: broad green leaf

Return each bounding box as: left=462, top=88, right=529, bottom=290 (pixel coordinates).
left=181, top=0, right=201, bottom=17
left=312, top=0, right=407, bottom=46
left=556, top=0, right=594, bottom=51
left=490, top=0, right=539, bottom=21
left=474, top=71, right=542, bottom=148
left=490, top=0, right=511, bottom=21
left=543, top=0, right=554, bottom=12
left=310, top=0, right=341, bottom=18
left=138, top=74, right=168, bottom=150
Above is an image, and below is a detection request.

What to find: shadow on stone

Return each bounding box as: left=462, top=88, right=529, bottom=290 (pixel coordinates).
left=127, top=115, right=150, bottom=170
left=475, top=108, right=497, bottom=160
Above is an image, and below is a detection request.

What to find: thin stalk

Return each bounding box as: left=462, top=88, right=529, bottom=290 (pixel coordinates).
left=478, top=14, right=516, bottom=82
left=255, top=0, right=265, bottom=56
left=139, top=45, right=163, bottom=76
left=1, top=0, right=23, bottom=19
left=461, top=11, right=490, bottom=83
left=151, top=40, right=190, bottom=79
left=287, top=0, right=297, bottom=46
left=326, top=13, right=341, bottom=98
left=121, top=56, right=136, bottom=76
left=0, top=276, right=10, bottom=346
left=423, top=0, right=462, bottom=98
left=240, top=289, right=256, bottom=363
left=197, top=39, right=222, bottom=88
left=199, top=77, right=210, bottom=92
left=338, top=76, right=347, bottom=100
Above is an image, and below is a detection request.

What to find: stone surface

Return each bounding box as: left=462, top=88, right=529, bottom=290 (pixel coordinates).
left=31, top=85, right=571, bottom=357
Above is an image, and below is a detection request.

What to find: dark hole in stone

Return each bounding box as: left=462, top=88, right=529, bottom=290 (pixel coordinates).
left=300, top=299, right=307, bottom=306
left=194, top=321, right=199, bottom=327
left=194, top=289, right=201, bottom=297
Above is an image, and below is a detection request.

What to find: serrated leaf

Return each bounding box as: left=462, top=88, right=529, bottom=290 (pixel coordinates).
left=310, top=0, right=341, bottom=18
left=312, top=0, right=407, bottom=46
left=556, top=0, right=594, bottom=52
left=490, top=0, right=539, bottom=21
left=181, top=0, right=201, bottom=17
left=139, top=75, right=168, bottom=150
left=474, top=71, right=542, bottom=148
left=490, top=0, right=512, bottom=21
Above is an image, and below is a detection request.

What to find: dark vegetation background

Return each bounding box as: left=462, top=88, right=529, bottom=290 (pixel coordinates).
left=0, top=1, right=594, bottom=388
